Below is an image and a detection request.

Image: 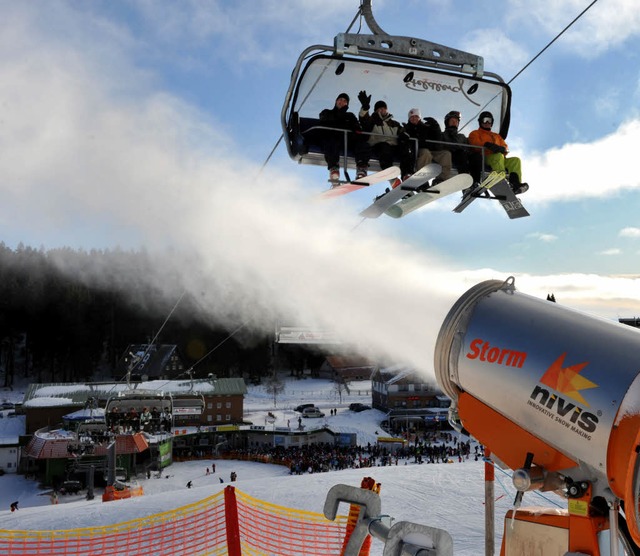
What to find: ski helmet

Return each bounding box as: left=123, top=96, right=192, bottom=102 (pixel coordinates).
left=478, top=111, right=494, bottom=125
left=444, top=111, right=461, bottom=127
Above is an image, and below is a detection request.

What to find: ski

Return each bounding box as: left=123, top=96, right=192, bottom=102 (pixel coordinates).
left=453, top=171, right=505, bottom=213
left=385, top=173, right=474, bottom=219
left=358, top=163, right=442, bottom=218
left=319, top=166, right=400, bottom=199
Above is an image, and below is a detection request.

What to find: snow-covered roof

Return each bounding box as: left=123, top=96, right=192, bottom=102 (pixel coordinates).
left=23, top=378, right=247, bottom=407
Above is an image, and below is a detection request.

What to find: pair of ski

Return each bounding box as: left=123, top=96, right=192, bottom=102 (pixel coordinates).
left=358, top=164, right=473, bottom=219
left=319, top=165, right=528, bottom=219
left=453, top=171, right=530, bottom=219
left=319, top=164, right=472, bottom=218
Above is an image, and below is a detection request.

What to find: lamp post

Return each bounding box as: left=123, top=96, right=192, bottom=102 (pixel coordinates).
left=266, top=415, right=276, bottom=447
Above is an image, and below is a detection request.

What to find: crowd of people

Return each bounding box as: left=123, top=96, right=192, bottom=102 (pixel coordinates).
left=318, top=90, right=529, bottom=195
left=222, top=431, right=483, bottom=476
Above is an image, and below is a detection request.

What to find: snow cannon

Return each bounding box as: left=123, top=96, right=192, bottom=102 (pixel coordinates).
left=434, top=277, right=640, bottom=554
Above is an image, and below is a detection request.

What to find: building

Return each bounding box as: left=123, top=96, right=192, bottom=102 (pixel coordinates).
left=371, top=367, right=445, bottom=411
left=318, top=355, right=376, bottom=382
left=114, top=344, right=187, bottom=381
left=371, top=367, right=450, bottom=433
left=18, top=378, right=247, bottom=485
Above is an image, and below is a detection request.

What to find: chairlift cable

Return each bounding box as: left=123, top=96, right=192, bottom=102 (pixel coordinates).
left=507, top=0, right=599, bottom=85
left=460, top=0, right=600, bottom=132
left=259, top=4, right=366, bottom=176
left=104, top=290, right=186, bottom=395
left=186, top=322, right=247, bottom=374
left=149, top=322, right=248, bottom=394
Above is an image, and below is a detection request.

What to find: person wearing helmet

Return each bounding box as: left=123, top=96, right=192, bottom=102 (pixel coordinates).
left=468, top=111, right=529, bottom=194
left=442, top=111, right=480, bottom=183
left=358, top=92, right=403, bottom=175
left=398, top=108, right=452, bottom=184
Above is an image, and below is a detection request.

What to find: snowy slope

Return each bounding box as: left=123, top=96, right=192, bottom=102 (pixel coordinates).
left=0, top=378, right=564, bottom=555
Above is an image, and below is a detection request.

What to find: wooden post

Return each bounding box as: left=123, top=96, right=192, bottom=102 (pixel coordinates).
left=485, top=448, right=495, bottom=556
left=224, top=486, right=242, bottom=556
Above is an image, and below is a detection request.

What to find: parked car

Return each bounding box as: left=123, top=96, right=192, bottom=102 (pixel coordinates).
left=0, top=402, right=14, bottom=410
left=294, top=403, right=315, bottom=413
left=349, top=403, right=371, bottom=412
left=301, top=407, right=325, bottom=418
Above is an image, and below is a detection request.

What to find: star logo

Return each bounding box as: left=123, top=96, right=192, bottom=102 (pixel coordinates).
left=539, top=353, right=598, bottom=407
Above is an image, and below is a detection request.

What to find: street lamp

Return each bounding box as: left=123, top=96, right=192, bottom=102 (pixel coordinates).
left=266, top=415, right=276, bottom=447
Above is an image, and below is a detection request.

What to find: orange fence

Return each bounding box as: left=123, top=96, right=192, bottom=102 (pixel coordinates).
left=0, top=486, right=347, bottom=556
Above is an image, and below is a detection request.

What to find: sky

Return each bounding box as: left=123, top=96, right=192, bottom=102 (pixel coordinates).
left=1, top=1, right=640, bottom=376
left=0, top=378, right=571, bottom=556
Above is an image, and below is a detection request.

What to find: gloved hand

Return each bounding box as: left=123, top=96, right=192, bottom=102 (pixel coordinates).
left=358, top=90, right=371, bottom=111
left=497, top=145, right=507, bottom=154
left=484, top=142, right=501, bottom=153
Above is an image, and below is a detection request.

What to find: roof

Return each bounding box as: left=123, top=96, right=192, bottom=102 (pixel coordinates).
left=116, top=344, right=182, bottom=378
left=373, top=366, right=432, bottom=385
left=24, top=431, right=150, bottom=459
left=23, top=378, right=247, bottom=407
left=324, top=355, right=375, bottom=370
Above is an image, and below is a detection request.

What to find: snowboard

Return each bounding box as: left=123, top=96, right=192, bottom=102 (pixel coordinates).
left=385, top=173, right=474, bottom=219
left=452, top=171, right=530, bottom=219
left=490, top=179, right=530, bottom=219
left=319, top=166, right=401, bottom=199
left=358, top=163, right=442, bottom=218
left=453, top=171, right=505, bottom=213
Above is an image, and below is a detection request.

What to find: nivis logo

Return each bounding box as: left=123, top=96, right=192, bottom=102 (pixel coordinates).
left=528, top=353, right=599, bottom=437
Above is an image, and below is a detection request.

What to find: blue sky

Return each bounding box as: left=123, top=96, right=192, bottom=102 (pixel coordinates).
left=1, top=0, right=640, bottom=369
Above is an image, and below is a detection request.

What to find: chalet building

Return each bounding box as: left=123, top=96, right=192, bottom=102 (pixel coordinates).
left=371, top=367, right=445, bottom=411
left=114, top=344, right=187, bottom=381
left=372, top=367, right=451, bottom=433
left=318, top=355, right=376, bottom=381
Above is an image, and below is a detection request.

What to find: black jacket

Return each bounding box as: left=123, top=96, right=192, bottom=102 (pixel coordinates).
left=319, top=105, right=361, bottom=132
left=401, top=118, right=443, bottom=150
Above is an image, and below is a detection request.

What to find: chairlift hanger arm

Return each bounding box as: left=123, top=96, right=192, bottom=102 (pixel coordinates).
left=347, top=0, right=484, bottom=77
left=334, top=33, right=484, bottom=78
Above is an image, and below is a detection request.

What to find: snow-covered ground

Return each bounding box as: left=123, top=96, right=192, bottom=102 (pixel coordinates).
left=0, top=376, right=564, bottom=555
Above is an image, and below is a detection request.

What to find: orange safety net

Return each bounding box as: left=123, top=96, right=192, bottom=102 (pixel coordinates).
left=235, top=490, right=348, bottom=556
left=0, top=487, right=347, bottom=556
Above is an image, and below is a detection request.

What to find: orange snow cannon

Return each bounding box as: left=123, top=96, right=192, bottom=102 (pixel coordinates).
left=434, top=277, right=640, bottom=555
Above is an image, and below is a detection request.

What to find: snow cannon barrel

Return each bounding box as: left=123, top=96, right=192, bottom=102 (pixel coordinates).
left=434, top=277, right=640, bottom=539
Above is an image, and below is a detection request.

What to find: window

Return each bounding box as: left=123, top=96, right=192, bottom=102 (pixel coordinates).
left=207, top=402, right=212, bottom=409
left=216, top=402, right=222, bottom=409
left=207, top=415, right=212, bottom=422
left=225, top=402, right=231, bottom=409
left=216, top=415, right=222, bottom=421
left=225, top=414, right=231, bottom=421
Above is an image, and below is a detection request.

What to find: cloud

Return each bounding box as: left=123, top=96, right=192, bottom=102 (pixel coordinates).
left=620, top=227, right=640, bottom=238
left=599, top=248, right=622, bottom=256
left=129, top=0, right=353, bottom=68
left=525, top=120, right=640, bottom=203
left=460, top=29, right=529, bottom=77
left=445, top=269, right=640, bottom=321
left=508, top=0, right=640, bottom=56
left=527, top=232, right=558, bottom=243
